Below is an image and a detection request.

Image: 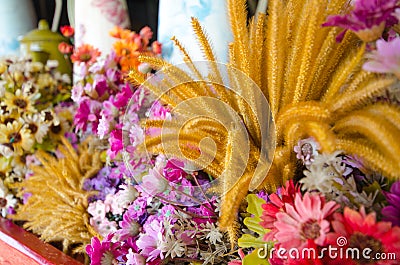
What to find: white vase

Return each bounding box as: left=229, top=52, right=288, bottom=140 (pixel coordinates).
left=157, top=0, right=233, bottom=64
left=0, top=0, right=36, bottom=56
left=73, top=0, right=131, bottom=55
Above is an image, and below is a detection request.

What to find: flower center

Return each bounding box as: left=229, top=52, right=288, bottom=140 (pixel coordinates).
left=301, top=143, right=313, bottom=157
left=44, top=111, right=54, bottom=122
left=301, top=220, right=321, bottom=240
left=8, top=132, right=22, bottom=144
left=28, top=123, right=38, bottom=134
left=0, top=198, right=7, bottom=208
left=3, top=118, right=15, bottom=125
left=50, top=124, right=62, bottom=134
left=0, top=171, right=5, bottom=180
left=349, top=232, right=383, bottom=264
left=13, top=98, right=28, bottom=109
left=80, top=53, right=92, bottom=62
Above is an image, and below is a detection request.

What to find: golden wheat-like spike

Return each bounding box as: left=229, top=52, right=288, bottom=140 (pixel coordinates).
left=265, top=0, right=285, bottom=116
left=330, top=77, right=395, bottom=114
left=12, top=137, right=102, bottom=253
left=292, top=0, right=327, bottom=103
left=308, top=33, right=359, bottom=100
left=336, top=138, right=400, bottom=178
left=334, top=111, right=400, bottom=160
left=227, top=0, right=249, bottom=74
left=322, top=44, right=366, bottom=102
left=127, top=70, right=177, bottom=107
left=171, top=36, right=212, bottom=97
left=249, top=13, right=267, bottom=89
left=276, top=101, right=331, bottom=141
left=366, top=103, right=400, bottom=129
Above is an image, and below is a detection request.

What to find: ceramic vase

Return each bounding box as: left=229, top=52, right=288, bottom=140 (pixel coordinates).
left=0, top=0, right=36, bottom=56
left=157, top=0, right=233, bottom=64
left=72, top=0, right=131, bottom=55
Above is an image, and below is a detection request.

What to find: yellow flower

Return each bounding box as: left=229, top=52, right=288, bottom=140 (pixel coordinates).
left=4, top=89, right=39, bottom=114
left=0, top=119, right=34, bottom=156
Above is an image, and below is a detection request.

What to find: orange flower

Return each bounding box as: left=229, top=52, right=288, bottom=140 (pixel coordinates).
left=109, top=26, right=133, bottom=40
left=71, top=44, right=101, bottom=64
left=152, top=41, right=162, bottom=55
left=60, top=25, right=74, bottom=37
left=58, top=42, right=73, bottom=54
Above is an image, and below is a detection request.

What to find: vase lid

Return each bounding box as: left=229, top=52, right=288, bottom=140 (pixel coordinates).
left=19, top=19, right=66, bottom=42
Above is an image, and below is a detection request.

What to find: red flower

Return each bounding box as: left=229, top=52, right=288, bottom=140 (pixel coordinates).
left=60, top=25, right=74, bottom=38
left=260, top=180, right=301, bottom=241
left=58, top=42, right=73, bottom=54
left=71, top=44, right=101, bottom=65
left=326, top=207, right=400, bottom=265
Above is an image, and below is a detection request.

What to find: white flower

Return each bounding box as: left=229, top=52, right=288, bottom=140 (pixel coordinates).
left=300, top=151, right=345, bottom=193
left=160, top=234, right=185, bottom=259
left=202, top=222, right=223, bottom=245
left=0, top=181, right=17, bottom=217
left=88, top=200, right=109, bottom=219
left=115, top=185, right=138, bottom=208
left=23, top=114, right=49, bottom=143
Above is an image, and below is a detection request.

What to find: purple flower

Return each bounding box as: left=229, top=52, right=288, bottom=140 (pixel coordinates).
left=363, top=37, right=400, bottom=78
left=382, top=181, right=400, bottom=226
left=86, top=234, right=124, bottom=265
left=322, top=0, right=400, bottom=42
left=128, top=197, right=147, bottom=219
left=163, top=159, right=186, bottom=182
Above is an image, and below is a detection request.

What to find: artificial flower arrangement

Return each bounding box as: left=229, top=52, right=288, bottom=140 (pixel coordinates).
left=0, top=56, right=72, bottom=218
left=3, top=0, right=400, bottom=265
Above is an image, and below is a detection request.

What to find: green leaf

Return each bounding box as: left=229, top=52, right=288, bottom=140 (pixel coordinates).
left=238, top=234, right=267, bottom=249
left=243, top=248, right=271, bottom=265
left=246, top=194, right=266, bottom=216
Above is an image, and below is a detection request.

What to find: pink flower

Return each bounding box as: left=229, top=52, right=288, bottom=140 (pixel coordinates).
left=163, top=159, right=186, bottom=182
left=260, top=180, right=301, bottom=241
left=152, top=41, right=162, bottom=55
left=363, top=37, right=400, bottom=78
left=322, top=0, right=400, bottom=42
left=112, top=83, right=133, bottom=109
left=74, top=98, right=102, bottom=133
left=141, top=168, right=169, bottom=196
left=108, top=129, right=123, bottom=159
left=136, top=219, right=163, bottom=261
left=86, top=234, right=123, bottom=265
left=274, top=193, right=339, bottom=249
left=126, top=249, right=145, bottom=265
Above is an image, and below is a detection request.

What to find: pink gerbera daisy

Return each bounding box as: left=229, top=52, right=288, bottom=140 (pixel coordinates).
left=260, top=180, right=301, bottom=241
left=327, top=207, right=400, bottom=265
left=274, top=193, right=339, bottom=249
